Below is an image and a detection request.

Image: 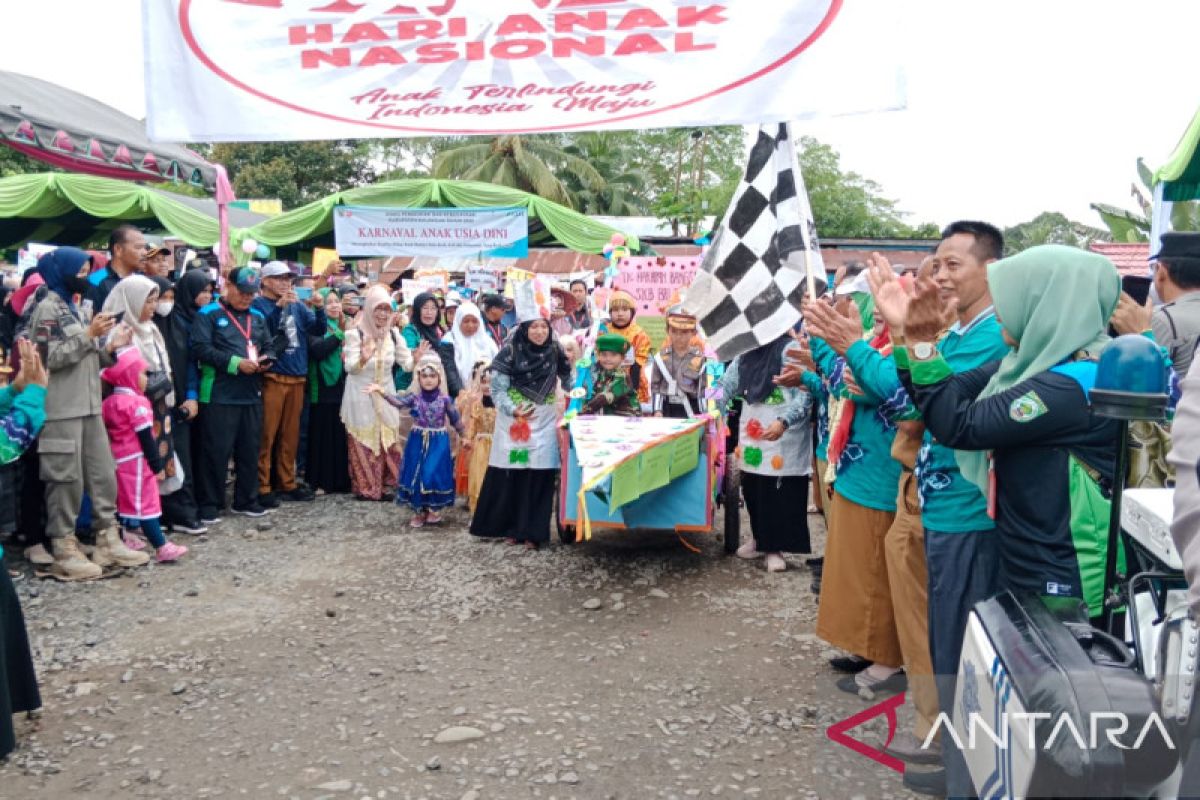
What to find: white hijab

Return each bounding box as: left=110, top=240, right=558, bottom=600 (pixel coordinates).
left=445, top=301, right=497, bottom=384
left=103, top=275, right=170, bottom=377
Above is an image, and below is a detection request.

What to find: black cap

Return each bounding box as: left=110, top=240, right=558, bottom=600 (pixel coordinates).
left=1152, top=232, right=1200, bottom=262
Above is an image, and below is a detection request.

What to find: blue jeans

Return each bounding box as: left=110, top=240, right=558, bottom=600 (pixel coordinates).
left=925, top=528, right=999, bottom=798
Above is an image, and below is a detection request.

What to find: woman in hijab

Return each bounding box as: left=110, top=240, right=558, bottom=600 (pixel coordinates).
left=443, top=302, right=498, bottom=500
left=29, top=248, right=144, bottom=579
left=717, top=334, right=813, bottom=572
left=103, top=276, right=182, bottom=545
left=342, top=286, right=420, bottom=501
left=155, top=269, right=212, bottom=535
left=397, top=292, right=446, bottom=392
left=896, top=245, right=1123, bottom=621
left=469, top=317, right=572, bottom=549
left=305, top=287, right=352, bottom=494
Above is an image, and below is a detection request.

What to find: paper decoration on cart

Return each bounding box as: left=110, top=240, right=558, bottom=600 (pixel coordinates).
left=568, top=416, right=707, bottom=539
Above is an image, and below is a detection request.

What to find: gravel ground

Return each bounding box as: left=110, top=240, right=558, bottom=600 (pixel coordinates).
left=0, top=493, right=922, bottom=800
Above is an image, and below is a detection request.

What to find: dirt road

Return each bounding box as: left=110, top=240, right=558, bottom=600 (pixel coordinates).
left=1, top=496, right=919, bottom=799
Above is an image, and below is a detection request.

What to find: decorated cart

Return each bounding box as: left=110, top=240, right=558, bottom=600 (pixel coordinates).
left=555, top=412, right=739, bottom=552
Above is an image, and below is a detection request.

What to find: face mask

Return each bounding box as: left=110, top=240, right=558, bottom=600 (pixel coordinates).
left=155, top=301, right=174, bottom=317
left=66, top=275, right=91, bottom=295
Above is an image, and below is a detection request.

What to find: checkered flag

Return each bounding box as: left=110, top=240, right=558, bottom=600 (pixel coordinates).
left=684, top=123, right=825, bottom=361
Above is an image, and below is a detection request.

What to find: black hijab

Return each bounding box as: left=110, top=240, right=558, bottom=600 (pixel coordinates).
left=409, top=292, right=444, bottom=346
left=491, top=321, right=571, bottom=405
left=164, top=269, right=214, bottom=400
left=174, top=269, right=214, bottom=325
left=736, top=334, right=790, bottom=404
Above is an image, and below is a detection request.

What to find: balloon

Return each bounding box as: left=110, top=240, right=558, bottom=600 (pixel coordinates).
left=255, top=243, right=271, bottom=259
left=602, top=244, right=614, bottom=256
left=241, top=238, right=258, bottom=255
left=609, top=233, right=625, bottom=247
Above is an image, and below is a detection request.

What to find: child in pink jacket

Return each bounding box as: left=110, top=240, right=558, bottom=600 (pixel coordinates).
left=101, top=348, right=187, bottom=563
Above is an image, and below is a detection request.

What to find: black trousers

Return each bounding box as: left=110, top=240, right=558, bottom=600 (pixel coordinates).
left=197, top=403, right=262, bottom=515
left=161, top=414, right=201, bottom=526
left=0, top=562, right=40, bottom=759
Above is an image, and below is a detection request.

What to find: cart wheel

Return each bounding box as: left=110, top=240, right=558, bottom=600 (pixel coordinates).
left=555, top=498, right=579, bottom=544
left=722, top=465, right=741, bottom=554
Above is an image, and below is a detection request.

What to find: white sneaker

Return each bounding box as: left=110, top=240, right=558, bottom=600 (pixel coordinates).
left=736, top=540, right=764, bottom=560
left=765, top=553, right=787, bottom=572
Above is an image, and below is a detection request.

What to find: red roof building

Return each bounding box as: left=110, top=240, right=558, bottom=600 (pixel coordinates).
left=1089, top=242, right=1152, bottom=277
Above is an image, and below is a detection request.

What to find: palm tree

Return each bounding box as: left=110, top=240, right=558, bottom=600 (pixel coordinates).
left=560, top=132, right=651, bottom=216
left=432, top=135, right=604, bottom=209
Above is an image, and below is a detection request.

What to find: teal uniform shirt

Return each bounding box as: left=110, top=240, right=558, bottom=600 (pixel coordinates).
left=0, top=383, right=48, bottom=559
left=811, top=337, right=901, bottom=513
left=800, top=370, right=830, bottom=461
left=909, top=308, right=1009, bottom=533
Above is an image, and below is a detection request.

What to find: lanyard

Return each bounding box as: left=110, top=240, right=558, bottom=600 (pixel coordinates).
left=221, top=305, right=253, bottom=344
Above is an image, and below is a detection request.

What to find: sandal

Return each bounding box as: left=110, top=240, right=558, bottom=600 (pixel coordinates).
left=524, top=541, right=538, bottom=551
left=409, top=513, right=426, bottom=528
left=505, top=537, right=519, bottom=546
left=425, top=512, right=442, bottom=525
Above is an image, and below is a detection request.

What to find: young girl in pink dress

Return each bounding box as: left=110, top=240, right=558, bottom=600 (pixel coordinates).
left=101, top=348, right=188, bottom=563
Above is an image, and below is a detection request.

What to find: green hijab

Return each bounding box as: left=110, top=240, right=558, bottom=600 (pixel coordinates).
left=956, top=245, right=1120, bottom=491
left=309, top=288, right=346, bottom=400
left=851, top=292, right=876, bottom=333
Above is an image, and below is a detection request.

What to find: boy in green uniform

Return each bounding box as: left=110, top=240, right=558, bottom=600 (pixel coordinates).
left=583, top=335, right=641, bottom=417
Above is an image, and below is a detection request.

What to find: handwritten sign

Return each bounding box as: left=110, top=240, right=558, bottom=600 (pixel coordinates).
left=613, top=256, right=701, bottom=317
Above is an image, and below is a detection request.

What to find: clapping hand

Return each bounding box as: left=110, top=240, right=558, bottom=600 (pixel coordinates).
left=803, top=298, right=863, bottom=357
left=13, top=340, right=46, bottom=390
left=905, top=278, right=955, bottom=345
left=866, top=253, right=912, bottom=334
left=106, top=323, right=133, bottom=351
left=515, top=400, right=536, bottom=417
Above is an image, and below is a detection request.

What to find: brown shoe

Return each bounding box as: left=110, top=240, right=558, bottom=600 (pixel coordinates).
left=50, top=536, right=102, bottom=581
left=91, top=527, right=150, bottom=569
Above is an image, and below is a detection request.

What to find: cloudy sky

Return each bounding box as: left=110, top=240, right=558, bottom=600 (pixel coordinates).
left=2, top=0, right=1198, bottom=230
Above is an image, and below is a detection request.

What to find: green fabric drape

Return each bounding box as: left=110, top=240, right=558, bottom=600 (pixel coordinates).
left=235, top=178, right=638, bottom=258
left=1155, top=107, right=1200, bottom=202
left=1, top=174, right=638, bottom=257
left=0, top=172, right=222, bottom=246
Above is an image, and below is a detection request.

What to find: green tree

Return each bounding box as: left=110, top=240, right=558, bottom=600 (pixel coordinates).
left=633, top=127, right=744, bottom=237
left=208, top=141, right=376, bottom=210
left=1091, top=158, right=1200, bottom=242
left=1002, top=212, right=1109, bottom=255
left=431, top=135, right=603, bottom=208
left=0, top=146, right=56, bottom=178
left=798, top=136, right=935, bottom=239
left=559, top=132, right=650, bottom=216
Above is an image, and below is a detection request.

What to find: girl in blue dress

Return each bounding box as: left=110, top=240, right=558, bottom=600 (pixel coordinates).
left=366, top=355, right=465, bottom=528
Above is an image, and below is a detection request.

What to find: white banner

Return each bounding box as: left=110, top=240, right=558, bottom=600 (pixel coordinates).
left=143, top=0, right=905, bottom=141
left=333, top=205, right=529, bottom=258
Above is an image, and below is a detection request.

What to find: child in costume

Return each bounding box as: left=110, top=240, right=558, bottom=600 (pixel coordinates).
left=600, top=289, right=651, bottom=405
left=583, top=334, right=642, bottom=417
left=453, top=360, right=488, bottom=502
left=651, top=298, right=707, bottom=419
left=100, top=347, right=188, bottom=563
left=462, top=364, right=498, bottom=515
left=367, top=355, right=465, bottom=528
